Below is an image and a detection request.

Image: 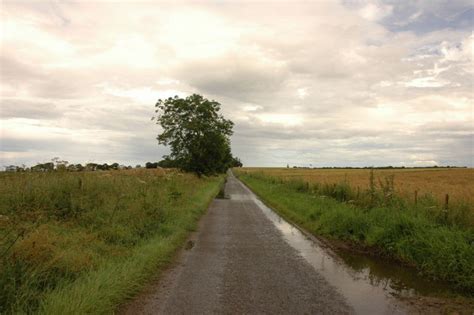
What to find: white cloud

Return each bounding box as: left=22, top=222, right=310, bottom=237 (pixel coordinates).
left=440, top=34, right=474, bottom=63
left=404, top=77, right=450, bottom=88
left=1, top=1, right=472, bottom=167
left=358, top=2, right=393, bottom=21
left=297, top=88, right=308, bottom=99
left=243, top=104, right=262, bottom=112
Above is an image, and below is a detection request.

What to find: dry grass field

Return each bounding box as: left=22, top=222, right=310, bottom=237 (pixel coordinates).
left=0, top=169, right=223, bottom=314
left=241, top=168, right=474, bottom=207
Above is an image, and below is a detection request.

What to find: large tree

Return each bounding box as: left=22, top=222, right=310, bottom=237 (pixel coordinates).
left=154, top=94, right=235, bottom=176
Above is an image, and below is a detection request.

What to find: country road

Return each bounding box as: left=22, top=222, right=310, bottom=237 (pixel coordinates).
left=121, top=172, right=408, bottom=314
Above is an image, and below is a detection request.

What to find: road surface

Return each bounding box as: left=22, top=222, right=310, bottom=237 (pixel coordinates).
left=122, top=173, right=399, bottom=314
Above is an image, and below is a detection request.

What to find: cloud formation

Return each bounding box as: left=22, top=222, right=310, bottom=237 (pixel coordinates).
left=1, top=0, right=472, bottom=167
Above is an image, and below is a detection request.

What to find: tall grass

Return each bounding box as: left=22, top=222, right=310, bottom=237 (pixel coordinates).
left=0, top=169, right=223, bottom=313
left=235, top=170, right=474, bottom=293
left=240, top=170, right=473, bottom=228
left=244, top=167, right=474, bottom=209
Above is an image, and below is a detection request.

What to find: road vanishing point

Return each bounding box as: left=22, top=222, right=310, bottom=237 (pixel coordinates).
left=122, top=172, right=409, bottom=314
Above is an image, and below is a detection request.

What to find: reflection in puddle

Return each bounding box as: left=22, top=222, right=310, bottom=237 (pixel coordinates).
left=230, top=188, right=455, bottom=315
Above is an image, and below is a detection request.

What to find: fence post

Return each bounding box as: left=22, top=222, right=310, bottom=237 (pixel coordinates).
left=444, top=194, right=449, bottom=221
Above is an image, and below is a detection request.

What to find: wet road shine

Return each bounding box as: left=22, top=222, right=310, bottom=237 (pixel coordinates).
left=122, top=173, right=408, bottom=314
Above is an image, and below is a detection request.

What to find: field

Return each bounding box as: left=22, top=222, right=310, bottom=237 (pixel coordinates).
left=0, top=169, right=223, bottom=314
left=234, top=168, right=474, bottom=293
left=239, top=168, right=474, bottom=227
left=244, top=168, right=474, bottom=208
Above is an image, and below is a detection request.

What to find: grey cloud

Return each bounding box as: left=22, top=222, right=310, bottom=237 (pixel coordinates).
left=1, top=1, right=472, bottom=167
left=0, top=53, right=97, bottom=99
left=0, top=132, right=166, bottom=167
left=0, top=55, right=43, bottom=85
left=174, top=55, right=288, bottom=102
left=234, top=121, right=385, bottom=141
left=33, top=78, right=89, bottom=99
left=0, top=136, right=68, bottom=153
left=421, top=121, right=473, bottom=134
left=59, top=98, right=156, bottom=133
left=1, top=99, right=63, bottom=119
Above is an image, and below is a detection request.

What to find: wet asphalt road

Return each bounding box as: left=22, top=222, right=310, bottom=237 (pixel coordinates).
left=122, top=173, right=353, bottom=314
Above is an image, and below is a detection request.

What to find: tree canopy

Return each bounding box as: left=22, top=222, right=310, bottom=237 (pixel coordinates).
left=154, top=94, right=238, bottom=176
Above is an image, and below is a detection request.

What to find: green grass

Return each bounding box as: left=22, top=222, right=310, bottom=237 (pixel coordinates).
left=235, top=171, right=474, bottom=294
left=0, top=169, right=223, bottom=314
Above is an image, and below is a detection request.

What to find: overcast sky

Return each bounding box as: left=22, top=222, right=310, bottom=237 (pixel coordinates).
left=1, top=0, right=473, bottom=167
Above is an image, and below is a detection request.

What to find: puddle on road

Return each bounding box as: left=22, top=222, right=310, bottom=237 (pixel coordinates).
left=230, top=184, right=457, bottom=315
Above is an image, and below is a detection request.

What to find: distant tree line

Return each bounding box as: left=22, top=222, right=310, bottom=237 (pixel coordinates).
left=3, top=155, right=244, bottom=173
left=144, top=156, right=242, bottom=169
left=2, top=157, right=202, bottom=172
left=5, top=94, right=246, bottom=175
left=145, top=157, right=177, bottom=169
left=288, top=165, right=467, bottom=169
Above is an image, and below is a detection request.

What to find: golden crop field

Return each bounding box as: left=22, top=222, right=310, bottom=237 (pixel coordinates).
left=240, top=168, right=474, bottom=206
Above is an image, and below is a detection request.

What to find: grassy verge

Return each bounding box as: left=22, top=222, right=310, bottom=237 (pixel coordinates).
left=0, top=169, right=223, bottom=314
left=235, top=171, right=474, bottom=294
